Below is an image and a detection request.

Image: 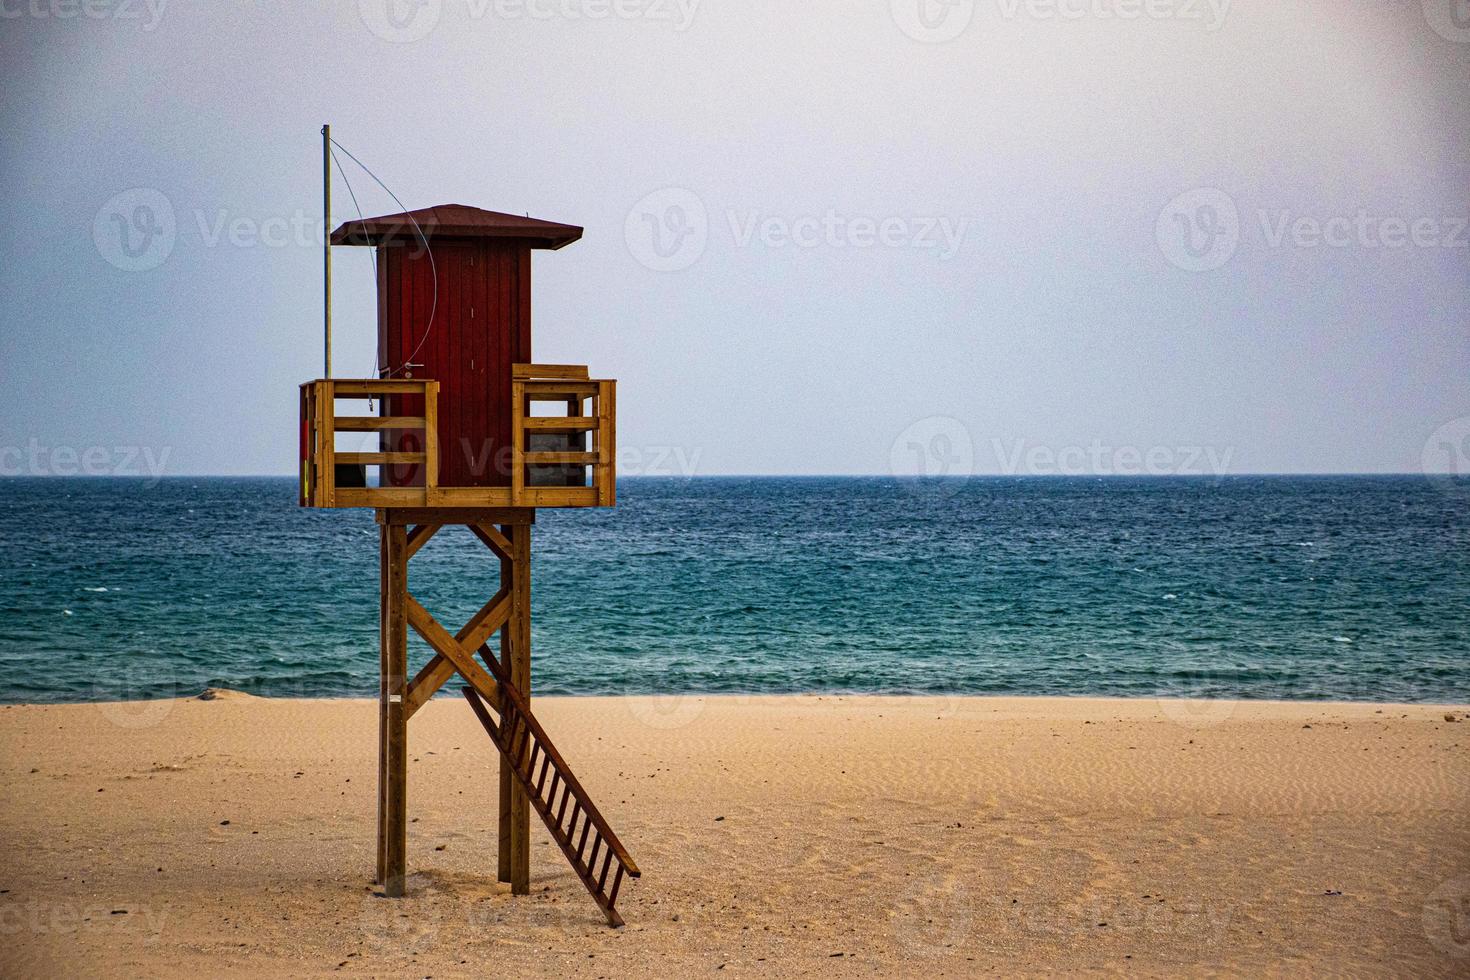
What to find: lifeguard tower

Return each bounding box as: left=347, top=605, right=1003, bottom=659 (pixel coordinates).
left=298, top=200, right=637, bottom=926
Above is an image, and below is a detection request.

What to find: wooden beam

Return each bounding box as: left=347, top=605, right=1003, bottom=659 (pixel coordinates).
left=377, top=508, right=536, bottom=527
left=469, top=523, right=513, bottom=561
left=520, top=417, right=599, bottom=431
left=333, top=416, right=425, bottom=431
left=598, top=380, right=616, bottom=507
left=506, top=523, right=532, bottom=894
left=511, top=379, right=525, bottom=507
left=403, top=596, right=505, bottom=712
left=513, top=363, right=589, bottom=381
left=379, top=521, right=390, bottom=887
left=423, top=381, right=440, bottom=492
left=402, top=590, right=511, bottom=719
left=403, top=523, right=440, bottom=561
left=524, top=451, right=598, bottom=465
left=331, top=378, right=431, bottom=395
left=337, top=452, right=425, bottom=466
left=340, top=486, right=597, bottom=509
left=521, top=383, right=598, bottom=399
left=382, top=524, right=409, bottom=898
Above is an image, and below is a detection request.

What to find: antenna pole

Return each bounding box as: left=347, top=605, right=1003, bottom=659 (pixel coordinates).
left=322, top=123, right=332, bottom=379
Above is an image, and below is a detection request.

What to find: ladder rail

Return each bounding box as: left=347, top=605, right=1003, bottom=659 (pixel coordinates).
left=461, top=677, right=639, bottom=928
left=473, top=647, right=640, bottom=875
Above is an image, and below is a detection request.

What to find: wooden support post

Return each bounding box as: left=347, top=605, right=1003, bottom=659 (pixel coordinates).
left=498, top=521, right=533, bottom=893
left=378, top=522, right=391, bottom=881
left=382, top=523, right=409, bottom=897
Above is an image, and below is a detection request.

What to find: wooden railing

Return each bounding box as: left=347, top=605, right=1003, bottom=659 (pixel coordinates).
left=512, top=364, right=616, bottom=508
left=299, top=366, right=615, bottom=510
left=300, top=378, right=438, bottom=509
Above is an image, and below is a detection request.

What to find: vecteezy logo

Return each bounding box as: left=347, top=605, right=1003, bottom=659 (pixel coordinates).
left=891, top=0, right=975, bottom=43
left=889, top=416, right=974, bottom=499
left=1423, top=875, right=1470, bottom=958
left=1156, top=668, right=1240, bottom=729
left=892, top=873, right=974, bottom=956
left=358, top=0, right=442, bottom=43
left=1423, top=0, right=1470, bottom=43
left=624, top=188, right=708, bottom=272
left=1156, top=187, right=1240, bottom=272
left=93, top=188, right=176, bottom=272
left=1422, top=417, right=1470, bottom=498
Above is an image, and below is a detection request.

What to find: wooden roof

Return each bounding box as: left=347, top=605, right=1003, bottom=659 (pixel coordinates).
left=330, top=204, right=583, bottom=249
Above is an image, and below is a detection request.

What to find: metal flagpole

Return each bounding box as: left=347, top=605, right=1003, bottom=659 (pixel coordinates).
left=322, top=123, right=332, bottom=379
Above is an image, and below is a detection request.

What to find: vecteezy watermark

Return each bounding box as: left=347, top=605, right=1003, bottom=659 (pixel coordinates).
left=892, top=873, right=975, bottom=955
left=893, top=0, right=1229, bottom=42
left=357, top=0, right=699, bottom=42
left=617, top=444, right=703, bottom=477
left=95, top=194, right=379, bottom=269
left=625, top=188, right=709, bottom=272
left=357, top=0, right=441, bottom=42
left=625, top=187, right=971, bottom=271
left=994, top=895, right=1233, bottom=943
left=995, top=0, right=1230, bottom=30
left=1423, top=874, right=1470, bottom=959
left=0, top=440, right=172, bottom=482
left=1157, top=187, right=1469, bottom=272
left=193, top=208, right=328, bottom=249
left=1155, top=668, right=1241, bottom=728
left=0, top=902, right=168, bottom=940
left=728, top=210, right=970, bottom=260
left=1422, top=417, right=1470, bottom=498
left=990, top=438, right=1234, bottom=477
left=357, top=896, right=441, bottom=952
left=1156, top=188, right=1240, bottom=272
left=891, top=0, right=975, bottom=43
left=1254, top=210, right=1470, bottom=251
left=1422, top=0, right=1470, bottom=44
left=890, top=417, right=976, bottom=499
left=0, top=0, right=167, bottom=30
left=94, top=662, right=176, bottom=730
left=93, top=188, right=176, bottom=272
left=627, top=691, right=706, bottom=730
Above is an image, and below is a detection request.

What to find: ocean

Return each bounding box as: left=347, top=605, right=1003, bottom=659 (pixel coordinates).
left=1, top=476, right=1466, bottom=704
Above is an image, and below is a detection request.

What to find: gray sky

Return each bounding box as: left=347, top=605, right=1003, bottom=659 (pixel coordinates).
left=2, top=0, right=1467, bottom=478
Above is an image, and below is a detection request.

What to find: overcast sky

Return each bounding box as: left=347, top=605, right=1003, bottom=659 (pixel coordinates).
left=1, top=0, right=1466, bottom=478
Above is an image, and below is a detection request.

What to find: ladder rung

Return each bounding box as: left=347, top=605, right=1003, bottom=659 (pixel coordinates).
left=555, top=783, right=571, bottom=827
left=609, top=865, right=625, bottom=906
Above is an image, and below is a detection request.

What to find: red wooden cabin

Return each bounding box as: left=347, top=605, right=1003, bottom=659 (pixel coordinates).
left=299, top=203, right=614, bottom=509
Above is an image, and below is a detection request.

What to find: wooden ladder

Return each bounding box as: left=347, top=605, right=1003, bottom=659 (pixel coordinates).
left=461, top=657, right=640, bottom=927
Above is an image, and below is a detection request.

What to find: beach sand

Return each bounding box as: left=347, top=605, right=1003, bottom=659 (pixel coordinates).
left=1, top=694, right=1467, bottom=977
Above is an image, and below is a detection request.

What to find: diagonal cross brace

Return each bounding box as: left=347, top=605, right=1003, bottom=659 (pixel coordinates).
left=400, top=523, right=515, bottom=719
left=404, top=595, right=508, bottom=716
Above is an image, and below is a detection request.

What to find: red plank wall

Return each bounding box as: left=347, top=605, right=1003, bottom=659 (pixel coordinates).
left=378, top=241, right=531, bottom=488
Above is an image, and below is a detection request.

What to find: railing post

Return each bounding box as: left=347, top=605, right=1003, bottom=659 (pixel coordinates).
left=423, top=381, right=440, bottom=497
left=597, top=380, right=615, bottom=507
left=511, top=378, right=526, bottom=506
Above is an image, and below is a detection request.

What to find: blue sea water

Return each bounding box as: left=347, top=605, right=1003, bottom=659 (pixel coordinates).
left=0, top=476, right=1466, bottom=704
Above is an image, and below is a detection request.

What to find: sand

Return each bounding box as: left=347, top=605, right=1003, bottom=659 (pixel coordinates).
left=1, top=693, right=1467, bottom=977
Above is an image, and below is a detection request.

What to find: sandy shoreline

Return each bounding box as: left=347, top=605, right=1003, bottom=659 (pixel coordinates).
left=2, top=693, right=1467, bottom=976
